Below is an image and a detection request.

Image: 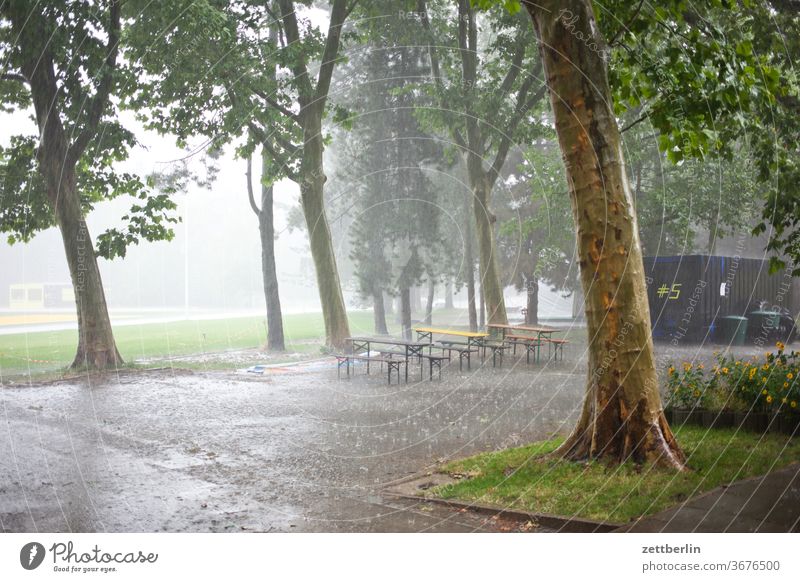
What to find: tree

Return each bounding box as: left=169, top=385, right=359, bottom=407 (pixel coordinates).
left=0, top=0, right=178, bottom=369
left=417, top=0, right=548, bottom=326
left=247, top=150, right=285, bottom=351
left=519, top=0, right=686, bottom=468
left=497, top=146, right=577, bottom=325
left=128, top=0, right=355, bottom=349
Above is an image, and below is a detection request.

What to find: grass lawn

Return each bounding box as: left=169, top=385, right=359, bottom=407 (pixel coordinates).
left=0, top=307, right=487, bottom=378
left=0, top=310, right=387, bottom=377
left=433, top=426, right=800, bottom=524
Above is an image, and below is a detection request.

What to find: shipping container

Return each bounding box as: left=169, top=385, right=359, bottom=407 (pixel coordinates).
left=642, top=255, right=796, bottom=344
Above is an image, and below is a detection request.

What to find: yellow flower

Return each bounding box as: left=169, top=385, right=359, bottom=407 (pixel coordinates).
left=749, top=369, right=757, bottom=379
left=683, top=362, right=692, bottom=372
left=792, top=401, right=797, bottom=408
left=668, top=366, right=675, bottom=376
left=722, top=367, right=729, bottom=375
left=762, top=364, right=770, bottom=371
left=782, top=397, right=788, bottom=404
left=784, top=382, right=789, bottom=389
left=777, top=341, right=785, bottom=351
left=735, top=360, right=741, bottom=366
left=763, top=377, right=768, bottom=383
left=698, top=363, right=704, bottom=370
left=787, top=373, right=794, bottom=380
left=766, top=395, right=773, bottom=404
left=762, top=389, right=768, bottom=395
left=693, top=390, right=701, bottom=397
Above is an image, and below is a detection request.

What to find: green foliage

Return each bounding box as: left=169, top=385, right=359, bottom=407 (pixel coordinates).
left=0, top=0, right=179, bottom=256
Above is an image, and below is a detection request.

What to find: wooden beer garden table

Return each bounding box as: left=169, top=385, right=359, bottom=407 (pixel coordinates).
left=346, top=336, right=428, bottom=382
left=487, top=323, right=568, bottom=361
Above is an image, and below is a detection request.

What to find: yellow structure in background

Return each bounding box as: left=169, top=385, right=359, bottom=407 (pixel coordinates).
left=9, top=283, right=74, bottom=310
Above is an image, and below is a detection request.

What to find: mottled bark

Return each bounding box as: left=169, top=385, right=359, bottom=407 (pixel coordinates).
left=525, top=0, right=685, bottom=469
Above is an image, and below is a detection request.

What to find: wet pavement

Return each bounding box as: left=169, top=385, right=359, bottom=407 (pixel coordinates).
left=0, top=351, right=587, bottom=533
left=2, top=336, right=795, bottom=533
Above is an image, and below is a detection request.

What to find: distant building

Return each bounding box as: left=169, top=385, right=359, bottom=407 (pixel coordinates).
left=9, top=283, right=74, bottom=309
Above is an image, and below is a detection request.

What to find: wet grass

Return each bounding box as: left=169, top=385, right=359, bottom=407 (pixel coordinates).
left=0, top=311, right=383, bottom=377
left=432, top=426, right=800, bottom=524
left=0, top=308, right=486, bottom=379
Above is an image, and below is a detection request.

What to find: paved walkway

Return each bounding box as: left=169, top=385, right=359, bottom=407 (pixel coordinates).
left=619, top=463, right=800, bottom=532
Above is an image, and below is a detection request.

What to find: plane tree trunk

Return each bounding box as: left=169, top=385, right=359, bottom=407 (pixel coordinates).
left=525, top=0, right=686, bottom=469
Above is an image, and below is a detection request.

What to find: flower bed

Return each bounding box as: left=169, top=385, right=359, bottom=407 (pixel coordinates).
left=663, top=343, right=800, bottom=436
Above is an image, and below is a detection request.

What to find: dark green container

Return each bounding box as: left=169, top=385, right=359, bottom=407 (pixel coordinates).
left=717, top=316, right=748, bottom=346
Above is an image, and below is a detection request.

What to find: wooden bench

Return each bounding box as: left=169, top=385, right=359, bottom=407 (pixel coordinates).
left=541, top=338, right=569, bottom=361
left=334, top=354, right=406, bottom=384
left=430, top=342, right=478, bottom=371
left=479, top=341, right=508, bottom=367
left=418, top=353, right=450, bottom=380
left=504, top=334, right=544, bottom=364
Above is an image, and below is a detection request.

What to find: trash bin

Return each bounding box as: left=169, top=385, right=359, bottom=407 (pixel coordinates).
left=717, top=316, right=748, bottom=346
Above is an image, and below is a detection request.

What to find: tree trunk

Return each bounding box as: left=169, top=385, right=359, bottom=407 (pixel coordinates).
left=56, top=178, right=122, bottom=370
left=384, top=291, right=394, bottom=315
left=425, top=279, right=435, bottom=325
left=372, top=288, right=388, bottom=335
left=22, top=42, right=121, bottom=369
left=298, top=115, right=351, bottom=350
left=707, top=225, right=717, bottom=255
left=257, top=160, right=286, bottom=351
left=472, top=177, right=508, bottom=325
left=525, top=0, right=685, bottom=469
left=445, top=279, right=454, bottom=309
left=526, top=276, right=539, bottom=325
left=465, top=195, right=478, bottom=332
left=400, top=286, right=412, bottom=340
left=478, top=278, right=486, bottom=329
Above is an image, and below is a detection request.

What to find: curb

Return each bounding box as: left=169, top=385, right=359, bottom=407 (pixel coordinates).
left=382, top=472, right=621, bottom=533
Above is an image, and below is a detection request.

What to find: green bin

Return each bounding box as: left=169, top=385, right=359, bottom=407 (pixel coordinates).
left=717, top=316, right=748, bottom=346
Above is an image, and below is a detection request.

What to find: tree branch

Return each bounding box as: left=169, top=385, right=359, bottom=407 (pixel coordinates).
left=417, top=0, right=466, bottom=150
left=67, top=0, right=121, bottom=165
left=620, top=111, right=649, bottom=134
left=246, top=155, right=261, bottom=216
left=251, top=86, right=300, bottom=122
left=314, top=0, right=350, bottom=107
left=1, top=72, right=29, bottom=85
left=607, top=0, right=645, bottom=47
